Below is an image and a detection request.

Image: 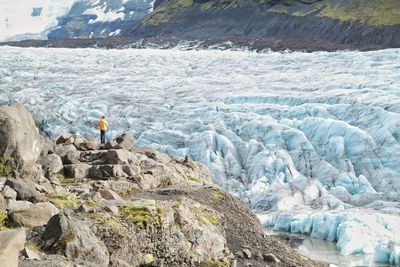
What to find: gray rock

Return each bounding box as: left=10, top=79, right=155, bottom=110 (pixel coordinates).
left=0, top=193, right=6, bottom=211
left=56, top=135, right=69, bottom=145
left=5, top=178, right=41, bottom=202
left=55, top=145, right=77, bottom=158
left=38, top=154, right=63, bottom=175
left=84, top=140, right=99, bottom=151
left=264, top=253, right=280, bottom=263
left=0, top=229, right=26, bottom=267
left=63, top=150, right=80, bottom=165
left=0, top=103, right=44, bottom=171
left=89, top=165, right=124, bottom=180
left=105, top=140, right=118, bottom=150
left=6, top=200, right=33, bottom=212
left=236, top=250, right=244, bottom=259
left=64, top=164, right=91, bottom=178
left=243, top=248, right=252, bottom=259
left=10, top=202, right=59, bottom=227
left=98, top=189, right=123, bottom=201
left=115, top=133, right=134, bottom=150
left=2, top=185, right=17, bottom=200
left=42, top=213, right=109, bottom=267
left=23, top=246, right=41, bottom=260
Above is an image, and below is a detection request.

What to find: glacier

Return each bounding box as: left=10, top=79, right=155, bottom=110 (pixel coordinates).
left=0, top=0, right=155, bottom=41
left=0, top=0, right=76, bottom=41
left=0, top=46, right=400, bottom=265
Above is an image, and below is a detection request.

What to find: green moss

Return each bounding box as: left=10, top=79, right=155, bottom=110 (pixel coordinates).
left=46, top=194, right=81, bottom=209
left=0, top=211, right=8, bottom=230
left=211, top=190, right=224, bottom=202
left=118, top=185, right=136, bottom=196
left=120, top=206, right=153, bottom=225
left=201, top=258, right=230, bottom=267
left=204, top=214, right=219, bottom=225
left=0, top=157, right=12, bottom=177
left=56, top=171, right=83, bottom=185
left=187, top=176, right=201, bottom=183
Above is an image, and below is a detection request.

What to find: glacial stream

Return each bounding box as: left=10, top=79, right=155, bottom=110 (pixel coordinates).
left=1, top=46, right=400, bottom=264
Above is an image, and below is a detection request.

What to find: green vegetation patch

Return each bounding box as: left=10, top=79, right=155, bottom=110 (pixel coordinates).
left=187, top=176, right=201, bottom=183
left=317, top=0, right=400, bottom=26
left=120, top=205, right=164, bottom=227
left=0, top=157, right=12, bottom=177
left=56, top=171, right=83, bottom=185
left=46, top=194, right=81, bottom=209
left=211, top=190, right=225, bottom=202
left=0, top=211, right=8, bottom=230
left=142, top=0, right=194, bottom=26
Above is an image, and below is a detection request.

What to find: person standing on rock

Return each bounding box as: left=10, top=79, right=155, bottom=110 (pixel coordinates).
left=99, top=116, right=109, bottom=144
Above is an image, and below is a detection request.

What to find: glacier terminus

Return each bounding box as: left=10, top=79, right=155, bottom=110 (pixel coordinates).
left=1, top=46, right=400, bottom=265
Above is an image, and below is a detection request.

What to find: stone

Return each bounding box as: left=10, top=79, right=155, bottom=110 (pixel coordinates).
left=38, top=154, right=63, bottom=175
left=7, top=200, right=33, bottom=212
left=243, top=248, right=252, bottom=259
left=2, top=185, right=17, bottom=200
left=115, top=133, right=134, bottom=150
left=141, top=254, right=154, bottom=265
left=236, top=250, right=244, bottom=259
left=0, top=103, right=44, bottom=171
left=42, top=213, right=109, bottom=267
left=56, top=135, right=69, bottom=145
left=5, top=178, right=41, bottom=202
left=19, top=164, right=46, bottom=183
left=105, top=140, right=118, bottom=150
left=98, top=189, right=123, bottom=201
left=0, top=229, right=26, bottom=267
left=63, top=150, right=80, bottom=165
left=105, top=205, right=119, bottom=216
left=55, top=145, right=77, bottom=158
left=84, top=140, right=99, bottom=151
left=73, top=136, right=86, bottom=149
left=63, top=164, right=91, bottom=178
left=89, top=165, right=124, bottom=180
left=0, top=193, right=6, bottom=211
left=264, top=253, right=281, bottom=263
left=10, top=202, right=59, bottom=227
left=23, top=246, right=41, bottom=260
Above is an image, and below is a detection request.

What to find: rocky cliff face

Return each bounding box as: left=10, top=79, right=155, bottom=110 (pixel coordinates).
left=124, top=0, right=400, bottom=50
left=0, top=103, right=321, bottom=267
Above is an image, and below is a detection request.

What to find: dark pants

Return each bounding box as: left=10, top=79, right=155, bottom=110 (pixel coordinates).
left=100, top=130, right=106, bottom=144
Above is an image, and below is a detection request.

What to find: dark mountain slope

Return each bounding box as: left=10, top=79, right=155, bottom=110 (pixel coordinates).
left=123, top=0, right=400, bottom=49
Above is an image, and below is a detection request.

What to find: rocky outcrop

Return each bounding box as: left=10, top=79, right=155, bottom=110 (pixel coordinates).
left=0, top=103, right=321, bottom=267
left=0, top=103, right=44, bottom=171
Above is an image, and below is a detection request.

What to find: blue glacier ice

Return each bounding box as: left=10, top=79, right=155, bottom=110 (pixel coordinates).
left=0, top=46, right=400, bottom=264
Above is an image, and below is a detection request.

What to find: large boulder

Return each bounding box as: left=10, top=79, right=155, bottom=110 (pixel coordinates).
left=115, top=133, right=134, bottom=150
left=38, top=154, right=63, bottom=175
left=5, top=178, right=41, bottom=202
left=42, top=213, right=109, bottom=267
left=0, top=229, right=26, bottom=267
left=0, top=103, right=44, bottom=171
left=10, top=202, right=59, bottom=227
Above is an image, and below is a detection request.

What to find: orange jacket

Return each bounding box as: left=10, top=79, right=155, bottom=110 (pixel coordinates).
left=99, top=119, right=108, bottom=131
